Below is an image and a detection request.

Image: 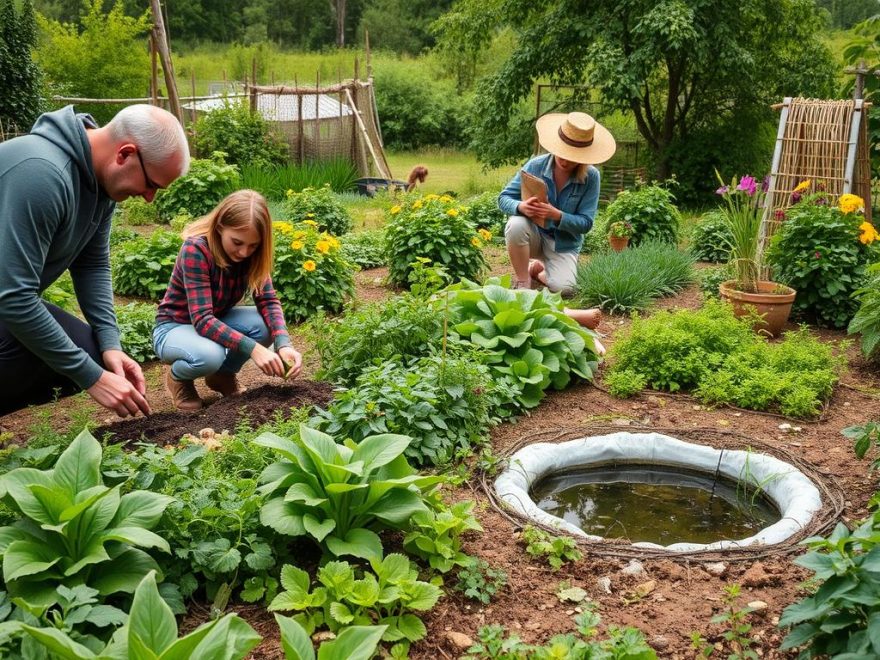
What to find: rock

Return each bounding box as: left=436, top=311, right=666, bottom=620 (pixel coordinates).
left=611, top=418, right=632, bottom=427
left=748, top=600, right=769, bottom=615
left=634, top=580, right=656, bottom=598
left=778, top=423, right=792, bottom=432
left=651, top=635, right=670, bottom=651
left=742, top=562, right=778, bottom=588
left=525, top=622, right=542, bottom=631
left=446, top=632, right=474, bottom=651
left=312, top=631, right=335, bottom=643
left=621, top=560, right=645, bottom=577
left=596, top=576, right=613, bottom=593
left=199, top=427, right=215, bottom=440
left=703, top=562, right=727, bottom=577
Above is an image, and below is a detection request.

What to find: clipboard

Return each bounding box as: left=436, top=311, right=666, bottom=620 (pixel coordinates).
left=520, top=170, right=548, bottom=204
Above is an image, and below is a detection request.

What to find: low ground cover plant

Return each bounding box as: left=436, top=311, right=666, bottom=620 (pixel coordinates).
left=403, top=499, right=481, bottom=573
left=520, top=525, right=583, bottom=571
left=111, top=229, right=182, bottom=299
left=282, top=185, right=353, bottom=236
left=339, top=228, right=387, bottom=269
left=699, top=263, right=734, bottom=299
left=385, top=194, right=489, bottom=287
left=455, top=559, right=508, bottom=604
left=602, top=181, right=681, bottom=246
left=109, top=224, right=138, bottom=248
left=155, top=153, right=240, bottom=221
left=607, top=302, right=842, bottom=417
left=272, top=220, right=355, bottom=322
left=690, top=210, right=733, bottom=262
left=116, top=302, right=156, bottom=363
left=575, top=241, right=695, bottom=313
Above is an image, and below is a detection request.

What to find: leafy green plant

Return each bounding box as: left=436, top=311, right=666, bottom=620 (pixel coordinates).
left=108, top=224, right=138, bottom=248
left=465, top=189, right=506, bottom=235
left=848, top=262, right=880, bottom=360
left=282, top=185, right=353, bottom=236
left=608, top=220, right=635, bottom=239
left=709, top=584, right=759, bottom=660
left=386, top=194, right=488, bottom=287
left=339, top=229, right=387, bottom=269
left=240, top=160, right=358, bottom=198
left=604, top=369, right=647, bottom=398
left=116, top=302, right=156, bottom=363
left=111, top=230, right=182, bottom=299
left=154, top=153, right=240, bottom=221
left=766, top=199, right=879, bottom=328
left=269, top=555, right=442, bottom=644
left=779, top=510, right=880, bottom=658
left=690, top=210, right=734, bottom=262
left=256, top=425, right=441, bottom=561
left=403, top=499, right=482, bottom=573
left=715, top=173, right=764, bottom=293
left=192, top=100, right=288, bottom=169
left=520, top=525, right=583, bottom=571
left=0, top=430, right=173, bottom=609
left=844, top=421, right=880, bottom=470
left=699, top=263, right=735, bottom=299
left=7, top=571, right=261, bottom=659
left=602, top=182, right=681, bottom=246
left=272, top=220, right=355, bottom=323
left=455, top=560, right=507, bottom=604
left=447, top=277, right=599, bottom=409
left=276, top=614, right=386, bottom=660
left=41, top=271, right=76, bottom=312
left=119, top=196, right=160, bottom=226
left=575, top=241, right=695, bottom=313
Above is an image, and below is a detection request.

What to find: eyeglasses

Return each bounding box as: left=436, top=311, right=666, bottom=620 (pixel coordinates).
left=135, top=148, right=162, bottom=191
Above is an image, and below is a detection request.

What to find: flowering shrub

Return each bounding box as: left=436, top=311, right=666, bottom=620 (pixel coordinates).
left=385, top=194, right=488, bottom=287
left=465, top=189, right=507, bottom=235
left=607, top=221, right=634, bottom=239
left=766, top=193, right=879, bottom=328
left=272, top=220, right=355, bottom=323
left=281, top=185, right=352, bottom=236
left=689, top=210, right=733, bottom=263
left=602, top=182, right=681, bottom=246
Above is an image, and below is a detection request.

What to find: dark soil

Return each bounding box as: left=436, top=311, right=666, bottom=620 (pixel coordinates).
left=91, top=380, right=334, bottom=447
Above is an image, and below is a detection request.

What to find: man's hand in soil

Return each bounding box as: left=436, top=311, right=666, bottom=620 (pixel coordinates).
left=87, top=349, right=151, bottom=417
left=517, top=196, right=561, bottom=228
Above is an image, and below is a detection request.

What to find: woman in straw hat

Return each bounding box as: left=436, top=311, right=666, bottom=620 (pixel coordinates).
left=498, top=111, right=616, bottom=297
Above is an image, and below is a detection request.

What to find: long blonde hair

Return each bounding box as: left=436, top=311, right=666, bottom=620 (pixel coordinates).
left=183, top=189, right=274, bottom=294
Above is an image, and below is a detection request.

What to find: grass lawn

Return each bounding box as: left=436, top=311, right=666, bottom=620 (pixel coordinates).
left=385, top=149, right=518, bottom=197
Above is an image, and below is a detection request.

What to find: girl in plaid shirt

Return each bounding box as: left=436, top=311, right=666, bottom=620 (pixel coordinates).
left=153, top=190, right=302, bottom=411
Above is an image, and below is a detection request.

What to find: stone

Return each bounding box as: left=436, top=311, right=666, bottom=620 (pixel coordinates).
left=446, top=632, right=474, bottom=651
left=621, top=560, right=645, bottom=577
left=748, top=600, right=769, bottom=615
left=611, top=418, right=632, bottom=427
left=742, top=562, right=778, bottom=588
left=634, top=580, right=656, bottom=598
left=651, top=635, right=670, bottom=651
left=596, top=576, right=613, bottom=593
left=312, top=631, right=335, bottom=643
left=703, top=562, right=727, bottom=577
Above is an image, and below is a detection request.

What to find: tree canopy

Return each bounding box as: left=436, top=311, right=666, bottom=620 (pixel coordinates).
left=0, top=0, right=43, bottom=133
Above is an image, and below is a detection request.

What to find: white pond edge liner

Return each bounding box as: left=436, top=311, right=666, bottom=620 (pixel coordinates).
left=494, top=432, right=823, bottom=552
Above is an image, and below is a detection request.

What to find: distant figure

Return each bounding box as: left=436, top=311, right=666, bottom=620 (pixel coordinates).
left=407, top=165, right=429, bottom=193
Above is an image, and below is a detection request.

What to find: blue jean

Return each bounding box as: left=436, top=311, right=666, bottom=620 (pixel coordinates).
left=153, top=306, right=271, bottom=380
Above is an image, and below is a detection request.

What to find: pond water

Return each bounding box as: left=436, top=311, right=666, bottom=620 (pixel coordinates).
left=530, top=464, right=780, bottom=545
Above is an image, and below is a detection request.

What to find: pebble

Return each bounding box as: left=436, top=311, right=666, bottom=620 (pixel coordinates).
left=446, top=632, right=474, bottom=651
left=525, top=622, right=542, bottom=631
left=634, top=580, right=656, bottom=598
left=703, top=562, right=727, bottom=577
left=596, top=576, right=613, bottom=593
left=844, top=401, right=851, bottom=407
left=748, top=600, right=769, bottom=615
left=621, top=560, right=645, bottom=577
left=651, top=635, right=670, bottom=651
left=612, top=418, right=632, bottom=427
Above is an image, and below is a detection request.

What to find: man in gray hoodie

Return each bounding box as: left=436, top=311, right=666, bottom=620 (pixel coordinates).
left=0, top=104, right=190, bottom=418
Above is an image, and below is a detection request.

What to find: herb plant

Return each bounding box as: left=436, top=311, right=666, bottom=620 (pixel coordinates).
left=111, top=230, right=182, bottom=299
left=109, top=224, right=138, bottom=248
left=456, top=560, right=508, bottom=604
left=602, top=182, right=681, bottom=246
left=403, top=499, right=482, bottom=573
left=520, top=525, right=583, bottom=571
left=845, top=420, right=880, bottom=469
left=119, top=196, right=160, bottom=226
left=282, top=185, right=353, bottom=236
left=690, top=210, right=734, bottom=262
left=339, top=228, right=387, bottom=269
left=710, top=584, right=759, bottom=660
left=116, top=302, right=156, bottom=363
left=154, top=152, right=240, bottom=221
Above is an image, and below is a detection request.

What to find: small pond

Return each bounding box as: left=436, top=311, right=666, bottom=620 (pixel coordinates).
left=531, top=464, right=780, bottom=546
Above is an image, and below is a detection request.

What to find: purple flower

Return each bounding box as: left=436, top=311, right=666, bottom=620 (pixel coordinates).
left=790, top=191, right=802, bottom=204
left=716, top=185, right=729, bottom=196
left=737, top=175, right=757, bottom=197
left=762, top=175, right=770, bottom=193
left=815, top=196, right=827, bottom=206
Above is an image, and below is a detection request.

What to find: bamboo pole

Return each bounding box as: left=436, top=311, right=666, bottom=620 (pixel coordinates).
left=345, top=87, right=389, bottom=179
left=149, top=34, right=159, bottom=106
left=149, top=0, right=182, bottom=122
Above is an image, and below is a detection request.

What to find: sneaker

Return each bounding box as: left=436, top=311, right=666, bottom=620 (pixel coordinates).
left=164, top=366, right=203, bottom=411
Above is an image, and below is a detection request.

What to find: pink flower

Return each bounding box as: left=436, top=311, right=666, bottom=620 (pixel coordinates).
left=737, top=175, right=757, bottom=197
left=774, top=209, right=786, bottom=221
left=791, top=191, right=802, bottom=204
left=814, top=251, right=821, bottom=259
left=716, top=185, right=729, bottom=195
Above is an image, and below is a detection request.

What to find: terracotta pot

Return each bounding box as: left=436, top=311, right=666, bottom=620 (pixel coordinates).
left=563, top=307, right=602, bottom=330
left=608, top=235, right=629, bottom=252
left=718, top=280, right=797, bottom=337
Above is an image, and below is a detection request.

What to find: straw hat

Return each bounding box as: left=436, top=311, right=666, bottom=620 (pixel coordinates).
left=536, top=112, right=616, bottom=164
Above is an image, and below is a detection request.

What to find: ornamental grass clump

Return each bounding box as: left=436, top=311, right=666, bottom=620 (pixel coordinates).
left=272, top=220, right=355, bottom=322
left=282, top=184, right=353, bottom=236
left=385, top=194, right=489, bottom=287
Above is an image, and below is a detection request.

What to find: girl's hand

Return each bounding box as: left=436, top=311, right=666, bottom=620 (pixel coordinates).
left=251, top=343, right=285, bottom=377
left=279, top=346, right=303, bottom=380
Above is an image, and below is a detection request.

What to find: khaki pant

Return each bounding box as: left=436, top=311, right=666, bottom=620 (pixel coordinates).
left=504, top=215, right=578, bottom=297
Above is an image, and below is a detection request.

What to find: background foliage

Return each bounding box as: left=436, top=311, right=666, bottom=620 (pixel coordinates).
left=0, top=0, right=42, bottom=134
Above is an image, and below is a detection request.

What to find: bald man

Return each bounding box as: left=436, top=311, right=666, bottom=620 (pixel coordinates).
left=0, top=105, right=190, bottom=418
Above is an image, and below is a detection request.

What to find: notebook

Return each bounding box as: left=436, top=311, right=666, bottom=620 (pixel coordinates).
left=520, top=170, right=548, bottom=204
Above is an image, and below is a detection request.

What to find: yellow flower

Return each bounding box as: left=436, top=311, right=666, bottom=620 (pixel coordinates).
left=440, top=195, right=454, bottom=203
left=302, top=220, right=319, bottom=228
left=303, top=260, right=317, bottom=272
left=292, top=230, right=307, bottom=240
left=424, top=193, right=440, bottom=201
left=390, top=205, right=402, bottom=215
left=447, top=208, right=459, bottom=217
left=316, top=240, right=331, bottom=254
left=859, top=221, right=878, bottom=245
left=412, top=200, right=423, bottom=209
left=793, top=180, right=812, bottom=194
left=291, top=240, right=305, bottom=250
left=328, top=236, right=340, bottom=249
left=478, top=228, right=492, bottom=241
left=471, top=237, right=482, bottom=248
left=274, top=221, right=293, bottom=234
left=285, top=189, right=295, bottom=198
left=839, top=194, right=865, bottom=215
left=306, top=213, right=315, bottom=218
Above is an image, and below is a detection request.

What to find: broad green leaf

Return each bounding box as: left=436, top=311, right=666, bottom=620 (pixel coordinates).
left=274, top=615, right=315, bottom=660
left=493, top=309, right=527, bottom=331
left=129, top=571, right=177, bottom=654
left=279, top=565, right=311, bottom=595
left=63, top=538, right=111, bottom=577
left=260, top=497, right=306, bottom=536
left=16, top=623, right=97, bottom=659
left=351, top=434, right=411, bottom=471
left=3, top=540, right=61, bottom=581
left=396, top=613, right=427, bottom=642
left=317, top=625, right=387, bottom=660
left=284, top=483, right=327, bottom=507
left=176, top=614, right=260, bottom=660
left=92, top=547, right=161, bottom=596
left=100, top=527, right=170, bottom=553
left=299, top=426, right=341, bottom=468
left=376, top=554, right=411, bottom=582
left=253, top=432, right=310, bottom=468
left=111, top=492, right=174, bottom=529
left=72, top=485, right=121, bottom=546
left=29, top=484, right=70, bottom=526
left=0, top=468, right=60, bottom=525
left=325, top=528, right=382, bottom=562
left=372, top=489, right=429, bottom=525
left=533, top=328, right=566, bottom=346
left=155, top=618, right=219, bottom=660
left=53, top=430, right=102, bottom=498
left=303, top=514, right=336, bottom=542
left=329, top=601, right=354, bottom=624
left=86, top=604, right=127, bottom=628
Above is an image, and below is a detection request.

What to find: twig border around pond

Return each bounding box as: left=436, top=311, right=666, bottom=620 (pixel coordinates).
left=479, top=424, right=846, bottom=564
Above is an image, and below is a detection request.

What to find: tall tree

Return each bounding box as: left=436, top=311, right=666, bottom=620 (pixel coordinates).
left=0, top=0, right=43, bottom=134
left=437, top=0, right=836, bottom=188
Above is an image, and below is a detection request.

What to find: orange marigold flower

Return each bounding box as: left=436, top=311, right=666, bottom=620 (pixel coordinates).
left=303, top=260, right=317, bottom=272
left=291, top=240, right=305, bottom=250
left=316, top=240, right=331, bottom=254
left=859, top=221, right=878, bottom=245
left=839, top=194, right=865, bottom=215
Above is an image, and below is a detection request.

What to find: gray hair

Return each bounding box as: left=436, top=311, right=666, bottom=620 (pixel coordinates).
left=107, top=104, right=190, bottom=174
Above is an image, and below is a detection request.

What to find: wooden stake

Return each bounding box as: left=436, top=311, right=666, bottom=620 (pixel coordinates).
left=149, top=34, right=159, bottom=106
left=149, top=0, right=182, bottom=123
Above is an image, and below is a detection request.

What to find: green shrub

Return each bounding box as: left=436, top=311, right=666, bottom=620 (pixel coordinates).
left=314, top=293, right=444, bottom=386
left=339, top=229, right=387, bottom=269
left=520, top=525, right=583, bottom=571
left=849, top=263, right=880, bottom=360
left=119, top=196, right=160, bottom=226
left=575, top=241, right=695, bottom=313
left=314, top=354, right=508, bottom=467
left=403, top=499, right=482, bottom=573
left=154, top=153, right=240, bottom=221
left=108, top=223, right=138, bottom=248
left=699, top=263, right=734, bottom=299
left=766, top=199, right=879, bottom=328
left=465, top=190, right=506, bottom=235
left=580, top=212, right=611, bottom=255
left=256, top=425, right=441, bottom=561
left=191, top=100, right=288, bottom=169
left=281, top=185, right=353, bottom=235
left=116, top=301, right=156, bottom=363
left=40, top=271, right=75, bottom=311
left=0, top=0, right=42, bottom=134
left=602, top=182, right=681, bottom=246
left=386, top=194, right=488, bottom=287
left=604, top=369, right=647, bottom=398
left=0, top=430, right=172, bottom=609
left=448, top=277, right=600, bottom=409
left=111, top=230, right=182, bottom=299
left=272, top=220, right=355, bottom=323
left=690, top=210, right=733, bottom=262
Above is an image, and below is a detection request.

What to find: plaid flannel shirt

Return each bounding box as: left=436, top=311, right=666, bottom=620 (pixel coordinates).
left=156, top=237, right=291, bottom=356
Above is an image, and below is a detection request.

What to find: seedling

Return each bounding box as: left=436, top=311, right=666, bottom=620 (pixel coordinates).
left=520, top=525, right=583, bottom=571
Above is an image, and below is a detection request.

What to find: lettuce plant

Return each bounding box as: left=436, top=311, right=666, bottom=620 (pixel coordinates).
left=256, top=425, right=441, bottom=561
left=6, top=571, right=261, bottom=659
left=447, top=277, right=600, bottom=408
left=0, top=430, right=173, bottom=609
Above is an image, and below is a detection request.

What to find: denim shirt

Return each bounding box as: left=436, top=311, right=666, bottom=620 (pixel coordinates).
left=498, top=153, right=600, bottom=253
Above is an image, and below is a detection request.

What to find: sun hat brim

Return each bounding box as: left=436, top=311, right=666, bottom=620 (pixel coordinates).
left=536, top=113, right=617, bottom=165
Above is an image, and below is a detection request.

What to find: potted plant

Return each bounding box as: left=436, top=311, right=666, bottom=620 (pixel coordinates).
left=607, top=221, right=634, bottom=252
left=715, top=173, right=796, bottom=337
